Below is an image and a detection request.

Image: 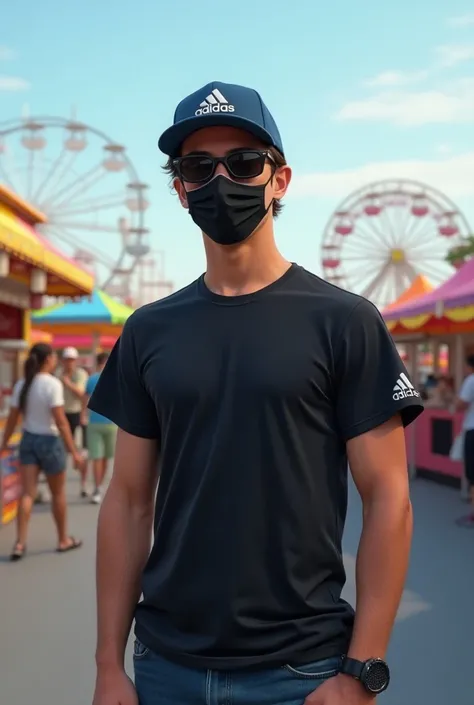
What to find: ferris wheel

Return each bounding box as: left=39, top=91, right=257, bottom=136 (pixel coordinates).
left=0, top=115, right=152, bottom=304
left=321, top=179, right=472, bottom=310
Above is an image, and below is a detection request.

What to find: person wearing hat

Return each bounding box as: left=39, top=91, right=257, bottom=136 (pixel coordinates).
left=90, top=82, right=422, bottom=705
left=59, top=347, right=89, bottom=496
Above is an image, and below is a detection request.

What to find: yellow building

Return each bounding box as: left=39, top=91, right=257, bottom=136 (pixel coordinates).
left=0, top=183, right=94, bottom=525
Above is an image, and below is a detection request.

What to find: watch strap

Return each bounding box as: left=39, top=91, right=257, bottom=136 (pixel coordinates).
left=340, top=657, right=365, bottom=680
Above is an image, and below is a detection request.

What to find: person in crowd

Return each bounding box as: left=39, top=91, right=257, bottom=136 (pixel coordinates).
left=425, top=375, right=455, bottom=409
left=59, top=347, right=89, bottom=497
left=1, top=343, right=83, bottom=560
left=89, top=81, right=423, bottom=705
left=455, top=354, right=474, bottom=523
left=83, top=352, right=117, bottom=505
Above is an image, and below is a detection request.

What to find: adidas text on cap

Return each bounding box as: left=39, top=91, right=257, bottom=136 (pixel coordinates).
left=158, top=81, right=284, bottom=158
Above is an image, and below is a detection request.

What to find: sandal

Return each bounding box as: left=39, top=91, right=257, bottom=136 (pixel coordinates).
left=10, top=543, right=26, bottom=561
left=56, top=537, right=83, bottom=553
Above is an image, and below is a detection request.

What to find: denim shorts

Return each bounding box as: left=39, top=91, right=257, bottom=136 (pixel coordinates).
left=133, top=639, right=342, bottom=705
left=19, top=431, right=66, bottom=475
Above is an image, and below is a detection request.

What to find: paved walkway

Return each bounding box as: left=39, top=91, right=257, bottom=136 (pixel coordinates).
left=0, top=471, right=472, bottom=705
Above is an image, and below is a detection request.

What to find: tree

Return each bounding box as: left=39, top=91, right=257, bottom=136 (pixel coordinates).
left=445, top=235, right=474, bottom=267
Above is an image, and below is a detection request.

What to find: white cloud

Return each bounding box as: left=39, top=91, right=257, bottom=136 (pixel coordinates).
left=447, top=14, right=474, bottom=28
left=436, top=44, right=474, bottom=67
left=365, top=70, right=428, bottom=87
left=336, top=79, right=474, bottom=126
left=290, top=152, right=474, bottom=201
left=0, top=46, right=15, bottom=61
left=435, top=143, right=453, bottom=155
left=0, top=76, right=30, bottom=91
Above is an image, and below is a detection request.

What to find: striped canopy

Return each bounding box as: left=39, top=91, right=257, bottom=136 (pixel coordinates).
left=32, top=290, right=133, bottom=328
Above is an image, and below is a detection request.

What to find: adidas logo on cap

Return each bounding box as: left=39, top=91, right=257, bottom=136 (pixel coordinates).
left=393, top=372, right=420, bottom=401
left=195, top=88, right=235, bottom=116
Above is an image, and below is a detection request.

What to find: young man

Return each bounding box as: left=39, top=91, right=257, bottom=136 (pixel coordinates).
left=456, top=354, right=474, bottom=524
left=83, top=352, right=117, bottom=505
left=59, top=347, right=89, bottom=497
left=90, top=81, right=423, bottom=705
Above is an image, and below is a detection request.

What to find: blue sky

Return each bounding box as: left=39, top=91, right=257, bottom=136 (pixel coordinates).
left=1, top=1, right=474, bottom=302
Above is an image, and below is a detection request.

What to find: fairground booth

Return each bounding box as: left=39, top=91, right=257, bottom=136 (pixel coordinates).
left=0, top=183, right=94, bottom=525
left=383, top=259, right=474, bottom=487
left=31, top=289, right=132, bottom=370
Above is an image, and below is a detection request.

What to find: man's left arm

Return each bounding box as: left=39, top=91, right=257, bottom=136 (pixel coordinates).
left=306, top=298, right=422, bottom=705
left=346, top=413, right=412, bottom=661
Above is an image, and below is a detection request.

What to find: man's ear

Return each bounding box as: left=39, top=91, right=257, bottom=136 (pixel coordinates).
left=173, top=177, right=188, bottom=209
left=273, top=165, right=292, bottom=201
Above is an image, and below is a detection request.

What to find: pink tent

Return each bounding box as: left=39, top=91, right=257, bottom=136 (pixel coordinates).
left=384, top=258, right=474, bottom=320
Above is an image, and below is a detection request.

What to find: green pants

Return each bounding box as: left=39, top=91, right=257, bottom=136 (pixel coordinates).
left=87, top=424, right=117, bottom=460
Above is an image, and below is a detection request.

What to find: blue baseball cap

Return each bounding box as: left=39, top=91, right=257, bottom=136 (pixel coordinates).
left=158, top=81, right=284, bottom=158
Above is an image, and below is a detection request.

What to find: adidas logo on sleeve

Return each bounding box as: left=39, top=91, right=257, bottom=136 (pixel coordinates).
left=195, top=88, right=235, bottom=116
left=393, top=372, right=420, bottom=401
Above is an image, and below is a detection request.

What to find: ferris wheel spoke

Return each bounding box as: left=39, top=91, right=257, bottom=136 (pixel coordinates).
left=26, top=147, right=37, bottom=201
left=408, top=245, right=449, bottom=261
left=418, top=262, right=452, bottom=283
left=0, top=152, right=22, bottom=195
left=403, top=218, right=437, bottom=250
left=50, top=191, right=126, bottom=217
left=379, top=208, right=399, bottom=247
left=341, top=228, right=387, bottom=254
left=51, top=197, right=126, bottom=219
left=340, top=254, right=386, bottom=261
left=48, top=226, right=118, bottom=269
left=52, top=221, right=124, bottom=233
left=346, top=260, right=387, bottom=290
left=360, top=260, right=394, bottom=300
left=357, top=217, right=393, bottom=250
left=41, top=163, right=105, bottom=211
left=403, top=211, right=431, bottom=247
left=31, top=147, right=68, bottom=204
left=38, top=150, right=81, bottom=206
left=346, top=222, right=390, bottom=254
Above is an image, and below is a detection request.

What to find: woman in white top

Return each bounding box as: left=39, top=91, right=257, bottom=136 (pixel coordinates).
left=1, top=343, right=84, bottom=560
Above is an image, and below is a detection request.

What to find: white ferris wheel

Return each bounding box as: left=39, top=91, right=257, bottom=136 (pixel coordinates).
left=0, top=114, right=171, bottom=305
left=321, top=179, right=472, bottom=310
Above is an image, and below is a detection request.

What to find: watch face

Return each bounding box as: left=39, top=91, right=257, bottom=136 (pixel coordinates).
left=363, top=659, right=390, bottom=694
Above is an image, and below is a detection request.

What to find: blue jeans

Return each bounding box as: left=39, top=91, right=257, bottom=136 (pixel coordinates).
left=133, top=639, right=342, bottom=705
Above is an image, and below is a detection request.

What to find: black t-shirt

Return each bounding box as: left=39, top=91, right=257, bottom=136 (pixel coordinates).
left=89, top=264, right=423, bottom=670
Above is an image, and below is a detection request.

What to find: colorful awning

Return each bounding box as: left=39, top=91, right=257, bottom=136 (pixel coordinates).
left=0, top=184, right=94, bottom=297
left=384, top=258, right=474, bottom=322
left=383, top=275, right=433, bottom=312
left=32, top=289, right=133, bottom=335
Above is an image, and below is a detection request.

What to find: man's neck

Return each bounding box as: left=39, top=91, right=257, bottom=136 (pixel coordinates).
left=203, top=225, right=290, bottom=297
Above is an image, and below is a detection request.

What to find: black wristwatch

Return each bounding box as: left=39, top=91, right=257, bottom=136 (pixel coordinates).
left=340, top=657, right=390, bottom=694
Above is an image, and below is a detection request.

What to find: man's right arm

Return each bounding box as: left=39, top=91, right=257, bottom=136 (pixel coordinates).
left=95, top=428, right=159, bottom=673
left=87, top=314, right=161, bottom=704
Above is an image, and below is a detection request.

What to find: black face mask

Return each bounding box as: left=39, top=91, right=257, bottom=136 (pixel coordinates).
left=186, top=175, right=273, bottom=246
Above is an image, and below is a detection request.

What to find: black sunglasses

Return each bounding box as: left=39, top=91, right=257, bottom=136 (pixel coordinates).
left=173, top=149, right=275, bottom=184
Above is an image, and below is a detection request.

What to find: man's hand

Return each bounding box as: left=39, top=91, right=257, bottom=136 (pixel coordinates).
left=305, top=674, right=375, bottom=704
left=92, top=667, right=138, bottom=705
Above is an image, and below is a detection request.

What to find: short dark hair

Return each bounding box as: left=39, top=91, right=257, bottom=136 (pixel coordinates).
left=97, top=352, right=109, bottom=366
left=466, top=354, right=474, bottom=369
left=162, top=146, right=286, bottom=218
